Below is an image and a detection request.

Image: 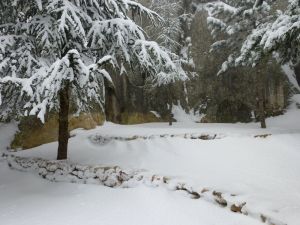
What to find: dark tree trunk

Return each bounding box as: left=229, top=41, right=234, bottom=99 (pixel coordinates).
left=168, top=103, right=173, bottom=126
left=57, top=83, right=70, bottom=160
left=104, top=78, right=121, bottom=123
left=258, top=96, right=266, bottom=128
left=168, top=84, right=173, bottom=126
left=256, top=68, right=267, bottom=129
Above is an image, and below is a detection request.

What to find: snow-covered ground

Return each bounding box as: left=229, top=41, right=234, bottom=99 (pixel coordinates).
left=1, top=95, right=300, bottom=225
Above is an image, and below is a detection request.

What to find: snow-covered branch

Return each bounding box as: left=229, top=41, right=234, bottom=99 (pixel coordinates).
left=0, top=0, right=187, bottom=122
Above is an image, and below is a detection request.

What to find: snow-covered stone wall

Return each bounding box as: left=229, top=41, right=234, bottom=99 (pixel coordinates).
left=2, top=153, right=286, bottom=225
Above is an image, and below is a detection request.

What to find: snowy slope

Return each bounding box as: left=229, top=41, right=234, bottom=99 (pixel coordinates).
left=0, top=161, right=264, bottom=225
left=1, top=95, right=300, bottom=225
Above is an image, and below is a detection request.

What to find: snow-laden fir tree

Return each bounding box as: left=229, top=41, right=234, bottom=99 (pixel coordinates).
left=207, top=0, right=271, bottom=68
left=148, top=0, right=196, bottom=72
left=147, top=0, right=184, bottom=125
left=148, top=0, right=182, bottom=52
left=205, top=0, right=275, bottom=128
left=206, top=0, right=300, bottom=70
left=235, top=0, right=300, bottom=72
left=0, top=0, right=188, bottom=159
left=147, top=0, right=195, bottom=125
left=206, top=0, right=300, bottom=128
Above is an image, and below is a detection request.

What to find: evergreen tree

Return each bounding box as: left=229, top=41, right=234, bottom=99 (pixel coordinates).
left=0, top=0, right=188, bottom=159
left=206, top=0, right=273, bottom=71
left=236, top=0, right=300, bottom=68
left=207, top=0, right=300, bottom=127
left=148, top=0, right=184, bottom=125
left=147, top=0, right=195, bottom=125
left=206, top=0, right=274, bottom=128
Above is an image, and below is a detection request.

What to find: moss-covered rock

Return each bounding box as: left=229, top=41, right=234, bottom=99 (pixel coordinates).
left=11, top=113, right=104, bottom=150
left=120, top=112, right=163, bottom=124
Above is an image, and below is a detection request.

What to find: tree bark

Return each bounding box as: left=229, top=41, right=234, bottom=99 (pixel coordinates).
left=258, top=95, right=266, bottom=128
left=57, top=83, right=70, bottom=160
left=168, top=104, right=173, bottom=126
left=168, top=84, right=173, bottom=126
left=104, top=78, right=121, bottom=123
left=256, top=68, right=267, bottom=129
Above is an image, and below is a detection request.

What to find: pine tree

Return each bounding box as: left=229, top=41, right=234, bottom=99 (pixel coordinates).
left=0, top=0, right=188, bottom=159
left=236, top=0, right=300, bottom=68
left=147, top=0, right=195, bottom=125
left=149, top=0, right=182, bottom=53
left=148, top=0, right=184, bottom=126
left=206, top=0, right=274, bottom=128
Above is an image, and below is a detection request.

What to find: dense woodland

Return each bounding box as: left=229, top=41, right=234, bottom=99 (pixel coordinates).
left=112, top=0, right=299, bottom=126
left=36, top=0, right=299, bottom=127
left=0, top=0, right=299, bottom=156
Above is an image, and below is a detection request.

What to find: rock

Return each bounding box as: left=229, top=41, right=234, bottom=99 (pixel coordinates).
left=190, top=191, right=201, bottom=199
left=175, top=183, right=201, bottom=199
left=198, top=135, right=210, bottom=140
left=212, top=191, right=222, bottom=198
left=118, top=171, right=131, bottom=182
left=135, top=175, right=144, bottom=181
left=201, top=188, right=209, bottom=193
left=254, top=134, right=272, bottom=138
left=261, top=214, right=267, bottom=223
left=230, top=202, right=246, bottom=213
left=103, top=177, right=119, bottom=187
left=163, top=176, right=170, bottom=184
left=213, top=191, right=227, bottom=207
left=47, top=163, right=58, bottom=172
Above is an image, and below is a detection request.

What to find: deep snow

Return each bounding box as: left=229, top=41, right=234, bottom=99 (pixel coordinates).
left=1, top=95, right=300, bottom=225
left=0, top=161, right=264, bottom=225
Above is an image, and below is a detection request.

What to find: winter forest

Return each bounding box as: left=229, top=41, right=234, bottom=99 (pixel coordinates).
left=0, top=0, right=300, bottom=224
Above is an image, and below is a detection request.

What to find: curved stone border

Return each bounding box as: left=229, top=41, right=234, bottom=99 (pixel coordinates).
left=89, top=133, right=223, bottom=145
left=2, top=153, right=286, bottom=225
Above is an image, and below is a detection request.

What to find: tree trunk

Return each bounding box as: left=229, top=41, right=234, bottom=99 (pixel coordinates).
left=57, top=83, right=70, bottom=160
left=168, top=103, right=173, bottom=126
left=104, top=78, right=121, bottom=123
left=258, top=96, right=266, bottom=128
left=256, top=68, right=267, bottom=129
left=168, top=84, right=173, bottom=126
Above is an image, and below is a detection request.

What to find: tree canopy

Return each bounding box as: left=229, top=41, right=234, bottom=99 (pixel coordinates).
left=206, top=0, right=300, bottom=73
left=0, top=0, right=188, bottom=122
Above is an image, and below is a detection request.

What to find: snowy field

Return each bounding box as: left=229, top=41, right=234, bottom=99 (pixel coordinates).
left=1, top=95, right=300, bottom=225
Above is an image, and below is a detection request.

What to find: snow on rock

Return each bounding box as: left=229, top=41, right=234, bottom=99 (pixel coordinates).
left=0, top=160, right=266, bottom=225
left=3, top=154, right=139, bottom=188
